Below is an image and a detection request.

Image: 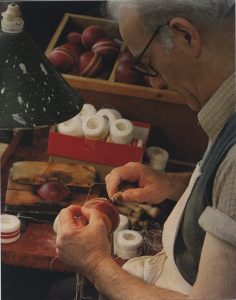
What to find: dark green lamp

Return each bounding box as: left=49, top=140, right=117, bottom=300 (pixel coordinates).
left=0, top=3, right=83, bottom=130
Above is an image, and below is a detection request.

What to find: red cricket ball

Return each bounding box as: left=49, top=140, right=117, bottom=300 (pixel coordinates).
left=83, top=197, right=120, bottom=233
left=120, top=49, right=134, bottom=63
left=47, top=47, right=74, bottom=73
left=81, top=25, right=107, bottom=49
left=67, top=31, right=82, bottom=46
left=92, top=38, right=120, bottom=60
left=37, top=181, right=71, bottom=203
left=77, top=51, right=103, bottom=77
left=61, top=42, right=81, bottom=60
left=115, top=61, right=143, bottom=85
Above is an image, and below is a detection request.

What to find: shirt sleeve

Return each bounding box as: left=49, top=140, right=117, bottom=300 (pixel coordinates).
left=198, top=144, right=236, bottom=246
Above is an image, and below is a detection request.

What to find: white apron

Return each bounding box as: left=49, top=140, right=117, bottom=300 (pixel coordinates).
left=122, top=163, right=202, bottom=295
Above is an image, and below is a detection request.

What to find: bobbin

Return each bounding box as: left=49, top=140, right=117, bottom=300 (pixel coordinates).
left=110, top=118, right=134, bottom=144
left=116, top=229, right=143, bottom=260
left=57, top=115, right=83, bottom=137
left=113, top=214, right=129, bottom=255
left=1, top=214, right=21, bottom=243
left=146, top=146, right=169, bottom=171
left=96, top=108, right=120, bottom=125
left=79, top=103, right=96, bottom=121
left=82, top=115, right=109, bottom=140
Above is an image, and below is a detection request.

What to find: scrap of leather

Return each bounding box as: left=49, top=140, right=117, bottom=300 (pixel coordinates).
left=10, top=161, right=96, bottom=187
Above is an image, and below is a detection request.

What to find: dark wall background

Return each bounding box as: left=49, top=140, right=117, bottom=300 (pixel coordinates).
left=1, top=1, right=105, bottom=50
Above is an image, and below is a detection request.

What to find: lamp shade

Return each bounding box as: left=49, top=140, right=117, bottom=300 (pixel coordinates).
left=0, top=4, right=83, bottom=129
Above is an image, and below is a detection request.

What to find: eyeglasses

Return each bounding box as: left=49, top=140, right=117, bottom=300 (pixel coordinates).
left=132, top=24, right=164, bottom=77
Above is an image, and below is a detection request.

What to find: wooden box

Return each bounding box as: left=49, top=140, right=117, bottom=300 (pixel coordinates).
left=45, top=13, right=184, bottom=104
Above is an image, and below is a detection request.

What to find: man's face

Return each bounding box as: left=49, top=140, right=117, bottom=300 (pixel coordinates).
left=118, top=8, right=201, bottom=111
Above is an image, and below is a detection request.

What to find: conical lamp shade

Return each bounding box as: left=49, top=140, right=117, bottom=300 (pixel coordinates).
left=0, top=29, right=83, bottom=129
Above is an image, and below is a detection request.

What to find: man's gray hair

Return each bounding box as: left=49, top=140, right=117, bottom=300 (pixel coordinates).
left=107, top=0, right=235, bottom=48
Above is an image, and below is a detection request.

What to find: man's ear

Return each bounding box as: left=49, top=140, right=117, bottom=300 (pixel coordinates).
left=169, top=17, right=202, bottom=58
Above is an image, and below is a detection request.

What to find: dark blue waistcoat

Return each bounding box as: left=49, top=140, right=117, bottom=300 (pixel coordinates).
left=174, top=112, right=236, bottom=285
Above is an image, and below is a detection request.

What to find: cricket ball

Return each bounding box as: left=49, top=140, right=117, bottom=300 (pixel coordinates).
left=120, top=49, right=134, bottom=63
left=83, top=197, right=120, bottom=233
left=47, top=47, right=74, bottom=73
left=81, top=25, right=107, bottom=49
left=67, top=31, right=82, bottom=46
left=115, top=61, right=142, bottom=85
left=61, top=42, right=81, bottom=60
left=92, top=38, right=120, bottom=60
left=37, top=181, right=71, bottom=203
left=77, top=51, right=103, bottom=77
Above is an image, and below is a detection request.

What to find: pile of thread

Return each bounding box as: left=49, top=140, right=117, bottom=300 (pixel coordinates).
left=57, top=103, right=142, bottom=146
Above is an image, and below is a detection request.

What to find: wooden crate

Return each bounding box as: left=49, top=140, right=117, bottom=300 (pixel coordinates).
left=45, top=13, right=184, bottom=104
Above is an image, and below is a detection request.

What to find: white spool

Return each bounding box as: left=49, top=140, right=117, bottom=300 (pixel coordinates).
left=96, top=108, right=120, bottom=125
left=146, top=146, right=169, bottom=171
left=113, top=214, right=129, bottom=255
left=110, top=109, right=122, bottom=119
left=79, top=103, right=96, bottom=122
left=110, top=119, right=134, bottom=144
left=57, top=115, right=83, bottom=137
left=82, top=115, right=109, bottom=140
left=1, top=214, right=21, bottom=243
left=116, top=229, right=143, bottom=260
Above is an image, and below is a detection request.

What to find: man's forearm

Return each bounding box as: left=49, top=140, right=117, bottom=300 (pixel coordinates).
left=167, top=172, right=192, bottom=201
left=87, top=257, right=187, bottom=300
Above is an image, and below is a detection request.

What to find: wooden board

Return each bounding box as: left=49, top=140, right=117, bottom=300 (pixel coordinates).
left=5, top=161, right=101, bottom=215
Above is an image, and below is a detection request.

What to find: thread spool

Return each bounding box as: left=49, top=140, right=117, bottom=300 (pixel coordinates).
left=113, top=214, right=129, bottom=255
left=110, top=109, right=122, bottom=119
left=116, top=229, right=143, bottom=260
left=146, top=146, right=169, bottom=171
left=79, top=103, right=96, bottom=122
left=110, top=118, right=134, bottom=144
left=1, top=214, right=21, bottom=243
left=57, top=115, right=83, bottom=137
left=96, top=108, right=120, bottom=125
left=82, top=115, right=109, bottom=140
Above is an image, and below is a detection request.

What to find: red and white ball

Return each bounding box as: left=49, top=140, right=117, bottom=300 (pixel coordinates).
left=67, top=31, right=82, bottom=46
left=77, top=51, right=103, bottom=77
left=48, top=47, right=75, bottom=73
left=81, top=25, right=107, bottom=49
left=115, top=61, right=142, bottom=85
left=83, top=197, right=120, bottom=233
left=120, top=49, right=134, bottom=63
left=92, top=38, right=120, bottom=60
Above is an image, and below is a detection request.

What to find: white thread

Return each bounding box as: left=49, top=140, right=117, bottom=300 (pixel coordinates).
left=82, top=116, right=109, bottom=140
left=110, top=109, right=122, bottom=119
left=110, top=118, right=134, bottom=144
left=146, top=146, right=169, bottom=171
left=96, top=108, right=120, bottom=125
left=113, top=214, right=129, bottom=255
left=1, top=214, right=21, bottom=243
left=79, top=103, right=96, bottom=122
left=141, top=228, right=163, bottom=255
left=116, top=229, right=143, bottom=259
left=57, top=115, right=83, bottom=137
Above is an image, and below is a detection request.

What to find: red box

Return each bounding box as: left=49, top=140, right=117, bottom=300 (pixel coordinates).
left=47, top=121, right=150, bottom=167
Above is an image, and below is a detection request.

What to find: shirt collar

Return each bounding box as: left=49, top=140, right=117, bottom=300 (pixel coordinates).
left=198, top=72, right=236, bottom=142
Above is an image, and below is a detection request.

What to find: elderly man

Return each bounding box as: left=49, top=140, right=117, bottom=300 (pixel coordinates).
left=55, top=0, right=236, bottom=299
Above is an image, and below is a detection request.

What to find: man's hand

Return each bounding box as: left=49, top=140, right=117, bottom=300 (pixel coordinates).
left=105, top=162, right=191, bottom=204
left=55, top=205, right=111, bottom=277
